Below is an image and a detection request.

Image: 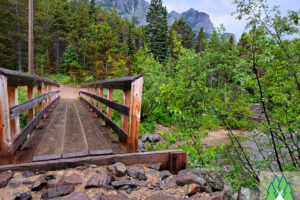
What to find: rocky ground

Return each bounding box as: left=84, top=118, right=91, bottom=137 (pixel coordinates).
left=0, top=162, right=252, bottom=200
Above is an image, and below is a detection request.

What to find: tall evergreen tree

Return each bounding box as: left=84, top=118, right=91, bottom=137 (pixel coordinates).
left=195, top=27, right=206, bottom=53
left=128, top=19, right=136, bottom=57
left=169, top=17, right=195, bottom=49
left=146, top=0, right=168, bottom=63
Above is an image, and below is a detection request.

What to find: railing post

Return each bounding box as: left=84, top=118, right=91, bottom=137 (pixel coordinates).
left=99, top=88, right=103, bottom=112
left=0, top=75, right=13, bottom=163
left=28, top=86, right=34, bottom=122
left=38, top=85, right=43, bottom=112
left=7, top=87, right=20, bottom=138
left=44, top=85, right=48, bottom=106
left=89, top=88, right=93, bottom=104
left=107, top=89, right=113, bottom=119
left=93, top=88, right=97, bottom=106
left=121, top=90, right=130, bottom=133
left=127, top=77, right=143, bottom=152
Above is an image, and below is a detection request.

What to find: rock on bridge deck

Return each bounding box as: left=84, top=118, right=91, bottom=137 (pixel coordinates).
left=14, top=98, right=126, bottom=163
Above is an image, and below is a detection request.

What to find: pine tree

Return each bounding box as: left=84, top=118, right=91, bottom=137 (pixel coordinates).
left=128, top=19, right=136, bottom=57
left=170, top=17, right=195, bottom=49
left=0, top=0, right=14, bottom=69
left=146, top=0, right=169, bottom=63
left=195, top=27, right=206, bottom=53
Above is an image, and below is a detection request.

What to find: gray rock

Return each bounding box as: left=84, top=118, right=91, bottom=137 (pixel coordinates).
left=175, top=174, right=206, bottom=186
left=0, top=172, right=14, bottom=188
left=107, top=163, right=127, bottom=177
left=41, top=185, right=75, bottom=199
left=85, top=172, right=113, bottom=188
left=160, top=170, right=172, bottom=180
left=9, top=182, right=20, bottom=188
left=22, top=180, right=34, bottom=185
left=45, top=174, right=56, bottom=181
left=145, top=194, right=175, bottom=200
left=146, top=163, right=161, bottom=171
left=232, top=188, right=259, bottom=200
left=141, top=135, right=160, bottom=143
left=138, top=139, right=146, bottom=152
left=111, top=180, right=147, bottom=188
left=14, top=191, right=32, bottom=200
left=96, top=194, right=129, bottom=200
left=210, top=191, right=225, bottom=200
left=22, top=171, right=35, bottom=178
left=31, top=176, right=47, bottom=191
left=179, top=168, right=224, bottom=191
left=64, top=192, right=90, bottom=200
left=127, top=165, right=147, bottom=180
left=223, top=182, right=233, bottom=200
left=58, top=173, right=83, bottom=186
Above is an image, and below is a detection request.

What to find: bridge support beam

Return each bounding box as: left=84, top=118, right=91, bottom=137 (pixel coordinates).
left=0, top=75, right=13, bottom=164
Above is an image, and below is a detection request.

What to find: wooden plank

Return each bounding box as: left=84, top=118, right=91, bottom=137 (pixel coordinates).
left=81, top=75, right=143, bottom=90
left=0, top=150, right=186, bottom=173
left=7, top=87, right=20, bottom=138
left=32, top=99, right=66, bottom=161
left=168, top=151, right=187, bottom=174
left=12, top=97, right=60, bottom=152
left=121, top=90, right=130, bottom=133
left=0, top=75, right=12, bottom=164
left=99, top=88, right=103, bottom=112
left=27, top=86, right=34, bottom=122
left=75, top=100, right=113, bottom=156
left=37, top=86, right=43, bottom=112
left=0, top=68, right=60, bottom=87
left=79, top=91, right=129, bottom=116
left=80, top=98, right=128, bottom=143
left=127, top=77, right=143, bottom=153
left=10, top=90, right=60, bottom=119
left=107, top=89, right=113, bottom=120
left=62, top=100, right=88, bottom=159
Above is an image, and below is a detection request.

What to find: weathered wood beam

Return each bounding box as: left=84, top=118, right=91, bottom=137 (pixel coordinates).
left=0, top=75, right=13, bottom=164
left=121, top=90, right=130, bottom=133
left=80, top=97, right=128, bottom=143
left=127, top=77, right=143, bottom=153
left=12, top=96, right=60, bottom=152
left=10, top=90, right=60, bottom=119
left=7, top=87, right=20, bottom=137
left=81, top=75, right=143, bottom=90
left=0, top=68, right=59, bottom=87
left=0, top=150, right=187, bottom=174
left=79, top=91, right=129, bottom=116
left=27, top=86, right=34, bottom=122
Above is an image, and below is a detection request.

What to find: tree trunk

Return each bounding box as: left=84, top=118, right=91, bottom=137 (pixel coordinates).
left=15, top=0, right=22, bottom=72
left=28, top=0, right=34, bottom=75
left=56, top=35, right=61, bottom=72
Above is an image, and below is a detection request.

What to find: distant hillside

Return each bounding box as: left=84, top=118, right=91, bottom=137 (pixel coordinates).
left=95, top=0, right=235, bottom=39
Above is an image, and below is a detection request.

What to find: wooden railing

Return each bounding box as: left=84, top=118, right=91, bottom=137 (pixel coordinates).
left=80, top=75, right=143, bottom=153
left=0, top=68, right=60, bottom=164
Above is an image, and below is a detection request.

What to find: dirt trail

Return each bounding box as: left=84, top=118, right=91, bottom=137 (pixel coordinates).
left=59, top=84, right=80, bottom=99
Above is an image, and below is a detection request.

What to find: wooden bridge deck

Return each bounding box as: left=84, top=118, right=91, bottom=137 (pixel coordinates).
left=13, top=98, right=126, bottom=163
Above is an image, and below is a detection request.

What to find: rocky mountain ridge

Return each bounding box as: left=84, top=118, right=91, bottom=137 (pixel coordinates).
left=95, top=0, right=235, bottom=38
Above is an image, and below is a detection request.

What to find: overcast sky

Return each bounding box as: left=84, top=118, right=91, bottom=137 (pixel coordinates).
left=145, top=0, right=300, bottom=40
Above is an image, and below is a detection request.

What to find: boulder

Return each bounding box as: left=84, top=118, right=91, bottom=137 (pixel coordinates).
left=0, top=172, right=14, bottom=188
left=58, top=173, right=83, bottom=186
left=159, top=170, right=172, bottom=180
left=175, top=174, right=206, bottom=186
left=145, top=194, right=175, bottom=200
left=31, top=176, right=47, bottom=191
left=146, top=163, right=161, bottom=171
left=41, top=185, right=75, bottom=199
left=141, top=135, right=160, bottom=143
left=14, top=191, right=32, bottom=200
left=111, top=180, right=147, bottom=189
left=107, top=163, right=127, bottom=177
left=9, top=182, right=20, bottom=188
left=179, top=168, right=224, bottom=191
left=210, top=192, right=225, bottom=200
left=22, top=171, right=35, bottom=178
left=184, top=184, right=207, bottom=196
left=64, top=192, right=90, bottom=200
left=85, top=172, right=113, bottom=188
left=94, top=193, right=129, bottom=200
left=188, top=192, right=211, bottom=200
left=127, top=165, right=147, bottom=180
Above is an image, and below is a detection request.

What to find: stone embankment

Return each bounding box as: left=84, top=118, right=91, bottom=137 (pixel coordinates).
left=0, top=162, right=242, bottom=200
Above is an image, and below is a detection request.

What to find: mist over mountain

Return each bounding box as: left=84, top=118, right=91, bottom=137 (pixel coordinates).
left=95, top=0, right=235, bottom=38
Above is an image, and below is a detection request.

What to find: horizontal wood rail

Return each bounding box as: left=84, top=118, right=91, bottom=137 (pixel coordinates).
left=0, top=68, right=60, bottom=164
left=80, top=75, right=143, bottom=153
left=0, top=150, right=187, bottom=174
left=79, top=91, right=129, bottom=115
left=10, top=90, right=60, bottom=119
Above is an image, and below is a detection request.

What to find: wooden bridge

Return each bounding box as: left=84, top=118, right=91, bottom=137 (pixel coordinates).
left=0, top=68, right=186, bottom=173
